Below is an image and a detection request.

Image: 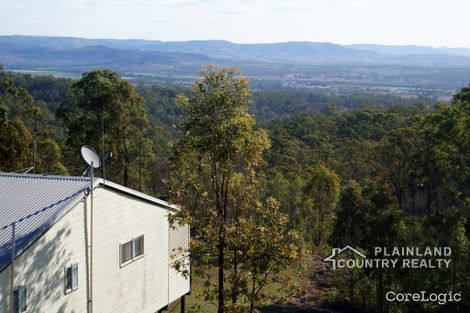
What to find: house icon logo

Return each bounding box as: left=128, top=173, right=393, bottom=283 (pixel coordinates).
left=323, top=245, right=367, bottom=270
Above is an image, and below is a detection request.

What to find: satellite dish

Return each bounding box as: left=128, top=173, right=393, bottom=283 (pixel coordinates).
left=81, top=146, right=102, bottom=168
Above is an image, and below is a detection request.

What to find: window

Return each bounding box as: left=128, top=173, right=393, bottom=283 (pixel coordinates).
left=13, top=286, right=26, bottom=313
left=133, top=235, right=144, bottom=258
left=120, top=235, right=144, bottom=266
left=121, top=241, right=133, bottom=264
left=65, top=263, right=78, bottom=293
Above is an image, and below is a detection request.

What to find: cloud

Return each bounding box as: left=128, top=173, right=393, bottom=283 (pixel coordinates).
left=160, top=1, right=200, bottom=8
left=66, top=0, right=134, bottom=7
left=146, top=17, right=172, bottom=24
left=220, top=7, right=250, bottom=15
left=267, top=0, right=374, bottom=12
left=0, top=4, right=33, bottom=11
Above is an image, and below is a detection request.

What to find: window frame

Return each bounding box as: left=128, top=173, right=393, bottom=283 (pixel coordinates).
left=120, top=234, right=145, bottom=267
left=120, top=240, right=134, bottom=267
left=13, top=285, right=27, bottom=313
left=133, top=235, right=145, bottom=259
left=64, top=263, right=79, bottom=294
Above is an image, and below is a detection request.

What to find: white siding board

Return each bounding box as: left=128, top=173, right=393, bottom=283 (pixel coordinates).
left=0, top=199, right=87, bottom=313
left=169, top=256, right=190, bottom=304
left=1, top=184, right=190, bottom=313
left=91, top=188, right=170, bottom=313
left=169, top=223, right=189, bottom=261
left=0, top=268, right=10, bottom=312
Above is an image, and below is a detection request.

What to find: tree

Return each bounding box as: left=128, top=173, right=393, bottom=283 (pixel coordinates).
left=303, top=162, right=340, bottom=246
left=0, top=67, right=35, bottom=172
left=231, top=197, right=299, bottom=313
left=378, top=127, right=419, bottom=212
left=36, top=139, right=69, bottom=175
left=168, top=65, right=280, bottom=313
left=0, top=118, right=33, bottom=171
left=219, top=174, right=300, bottom=313
left=415, top=90, right=469, bottom=215
left=330, top=181, right=367, bottom=303
left=331, top=181, right=366, bottom=248
left=57, top=69, right=151, bottom=188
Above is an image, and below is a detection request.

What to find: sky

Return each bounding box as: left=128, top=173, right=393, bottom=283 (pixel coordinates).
left=1, top=0, right=469, bottom=48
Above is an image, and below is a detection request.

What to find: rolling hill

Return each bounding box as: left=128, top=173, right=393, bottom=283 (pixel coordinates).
left=1, top=35, right=470, bottom=96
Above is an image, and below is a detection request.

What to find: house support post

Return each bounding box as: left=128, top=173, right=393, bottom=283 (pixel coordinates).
left=180, top=295, right=186, bottom=313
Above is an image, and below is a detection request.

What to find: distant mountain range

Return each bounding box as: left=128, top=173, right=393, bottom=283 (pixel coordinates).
left=348, top=44, right=470, bottom=57
left=2, top=35, right=470, bottom=76
left=1, top=35, right=470, bottom=97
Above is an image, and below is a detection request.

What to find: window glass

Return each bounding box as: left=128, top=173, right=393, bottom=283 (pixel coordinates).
left=14, top=286, right=26, bottom=313
left=65, top=267, right=72, bottom=291
left=121, top=241, right=133, bottom=264
left=71, top=263, right=79, bottom=290
left=133, top=235, right=144, bottom=257
left=65, top=263, right=79, bottom=293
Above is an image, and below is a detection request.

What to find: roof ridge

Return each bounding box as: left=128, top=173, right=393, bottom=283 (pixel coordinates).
left=0, top=172, right=93, bottom=181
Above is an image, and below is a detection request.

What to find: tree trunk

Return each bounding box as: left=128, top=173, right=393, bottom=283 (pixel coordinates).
left=377, top=269, right=383, bottom=313
left=218, top=234, right=225, bottom=313
left=433, top=186, right=439, bottom=216
left=409, top=180, right=417, bottom=214
left=124, top=163, right=129, bottom=187
left=426, top=187, right=432, bottom=217
left=349, top=269, right=354, bottom=302
left=452, top=254, right=456, bottom=292
left=397, top=189, right=403, bottom=211
left=232, top=249, right=238, bottom=308
left=250, top=272, right=256, bottom=313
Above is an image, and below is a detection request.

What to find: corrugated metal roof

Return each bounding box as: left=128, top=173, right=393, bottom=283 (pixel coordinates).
left=0, top=173, right=178, bottom=272
left=0, top=173, right=91, bottom=272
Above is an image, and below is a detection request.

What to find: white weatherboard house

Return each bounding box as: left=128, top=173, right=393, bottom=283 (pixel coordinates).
left=0, top=173, right=190, bottom=313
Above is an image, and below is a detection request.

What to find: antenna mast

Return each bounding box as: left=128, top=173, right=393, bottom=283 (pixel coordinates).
left=80, top=145, right=101, bottom=313
left=101, top=115, right=105, bottom=181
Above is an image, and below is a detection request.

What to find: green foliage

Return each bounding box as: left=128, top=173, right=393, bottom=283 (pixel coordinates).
left=57, top=69, right=152, bottom=188
left=36, top=139, right=69, bottom=175
left=0, top=68, right=34, bottom=171
left=331, top=181, right=366, bottom=247
left=1, top=64, right=469, bottom=312
left=303, top=163, right=340, bottom=246
left=0, top=118, right=32, bottom=171
left=328, top=85, right=470, bottom=312
left=10, top=73, right=72, bottom=112
left=168, top=65, right=298, bottom=313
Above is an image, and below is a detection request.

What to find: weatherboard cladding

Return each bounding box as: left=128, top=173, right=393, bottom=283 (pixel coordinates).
left=0, top=173, right=91, bottom=272
left=0, top=173, right=179, bottom=273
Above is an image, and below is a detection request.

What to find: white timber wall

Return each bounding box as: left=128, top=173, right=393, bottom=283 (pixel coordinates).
left=0, top=199, right=87, bottom=313
left=168, top=256, right=190, bottom=304
left=0, top=186, right=190, bottom=313
left=168, top=222, right=190, bottom=304
left=0, top=263, right=11, bottom=312
left=92, top=187, right=170, bottom=313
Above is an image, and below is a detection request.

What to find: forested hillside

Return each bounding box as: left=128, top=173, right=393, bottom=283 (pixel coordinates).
left=0, top=65, right=468, bottom=312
